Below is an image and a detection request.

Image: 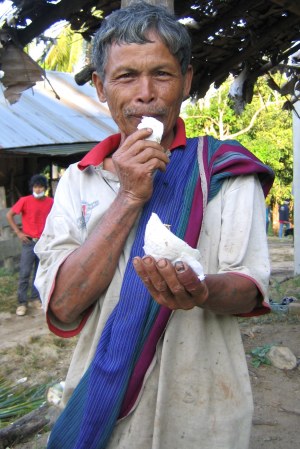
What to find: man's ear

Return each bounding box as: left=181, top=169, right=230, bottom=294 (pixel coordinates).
left=92, top=72, right=106, bottom=103
left=183, top=64, right=193, bottom=101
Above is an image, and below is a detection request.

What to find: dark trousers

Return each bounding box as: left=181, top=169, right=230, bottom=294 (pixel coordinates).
left=17, top=241, right=40, bottom=304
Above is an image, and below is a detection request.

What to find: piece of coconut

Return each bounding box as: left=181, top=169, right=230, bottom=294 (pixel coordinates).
left=137, top=116, right=164, bottom=143
left=143, top=212, right=205, bottom=280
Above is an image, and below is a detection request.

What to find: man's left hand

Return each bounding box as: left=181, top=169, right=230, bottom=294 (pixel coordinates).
left=133, top=256, right=208, bottom=310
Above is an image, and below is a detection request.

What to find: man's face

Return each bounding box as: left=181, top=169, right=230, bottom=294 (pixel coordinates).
left=93, top=33, right=193, bottom=148
left=32, top=184, right=45, bottom=199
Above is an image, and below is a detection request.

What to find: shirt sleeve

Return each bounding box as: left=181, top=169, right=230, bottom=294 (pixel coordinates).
left=200, top=174, right=271, bottom=316
left=34, top=165, right=89, bottom=336
left=11, top=197, right=25, bottom=215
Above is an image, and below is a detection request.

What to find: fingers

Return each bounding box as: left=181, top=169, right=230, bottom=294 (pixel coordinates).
left=114, top=142, right=169, bottom=169
left=133, top=256, right=208, bottom=310
left=174, top=262, right=208, bottom=306
left=113, top=129, right=169, bottom=165
left=18, top=232, right=29, bottom=243
left=118, top=128, right=159, bottom=153
left=113, top=135, right=170, bottom=204
left=133, top=256, right=173, bottom=306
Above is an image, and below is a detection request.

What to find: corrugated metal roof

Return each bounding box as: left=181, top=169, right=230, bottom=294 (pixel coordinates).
left=0, top=70, right=118, bottom=151
left=0, top=142, right=98, bottom=157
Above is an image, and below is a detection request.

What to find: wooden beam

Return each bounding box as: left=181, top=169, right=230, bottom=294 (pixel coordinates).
left=199, top=14, right=300, bottom=91
left=270, top=0, right=300, bottom=16
left=0, top=404, right=58, bottom=449
left=11, top=0, right=95, bottom=47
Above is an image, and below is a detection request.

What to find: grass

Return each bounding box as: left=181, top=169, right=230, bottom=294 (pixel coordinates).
left=0, top=268, right=19, bottom=314
left=0, top=335, right=76, bottom=383
left=269, top=274, right=300, bottom=302
left=0, top=269, right=77, bottom=430
left=238, top=273, right=300, bottom=328
left=0, top=377, right=48, bottom=429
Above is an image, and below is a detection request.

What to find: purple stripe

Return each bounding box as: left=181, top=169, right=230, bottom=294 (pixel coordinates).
left=119, top=306, right=171, bottom=418
left=185, top=179, right=203, bottom=246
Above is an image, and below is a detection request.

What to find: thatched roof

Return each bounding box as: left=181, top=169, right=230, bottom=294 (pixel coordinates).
left=1, top=0, right=300, bottom=109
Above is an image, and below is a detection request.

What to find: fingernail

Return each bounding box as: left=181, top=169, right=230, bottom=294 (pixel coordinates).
left=175, top=261, right=185, bottom=272
left=143, top=256, right=152, bottom=265
left=157, top=259, right=167, bottom=268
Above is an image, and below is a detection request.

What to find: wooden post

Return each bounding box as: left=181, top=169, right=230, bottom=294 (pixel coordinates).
left=293, top=102, right=300, bottom=275
left=0, top=404, right=59, bottom=449
left=0, top=186, right=6, bottom=209
left=0, top=208, right=22, bottom=273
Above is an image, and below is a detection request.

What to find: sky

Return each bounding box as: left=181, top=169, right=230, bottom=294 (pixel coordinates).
left=0, top=1, right=14, bottom=26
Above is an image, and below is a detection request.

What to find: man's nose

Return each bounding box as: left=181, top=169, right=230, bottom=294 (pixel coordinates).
left=136, top=76, right=155, bottom=103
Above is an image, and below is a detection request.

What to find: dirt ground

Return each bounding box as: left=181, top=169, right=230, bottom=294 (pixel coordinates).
left=246, top=237, right=300, bottom=449
left=0, top=236, right=299, bottom=449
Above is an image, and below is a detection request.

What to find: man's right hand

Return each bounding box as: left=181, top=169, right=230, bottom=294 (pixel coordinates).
left=112, top=128, right=170, bottom=205
left=16, top=231, right=32, bottom=244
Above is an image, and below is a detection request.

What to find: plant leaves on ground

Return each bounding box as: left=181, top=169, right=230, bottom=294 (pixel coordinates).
left=0, top=377, right=48, bottom=428
left=250, top=344, right=273, bottom=368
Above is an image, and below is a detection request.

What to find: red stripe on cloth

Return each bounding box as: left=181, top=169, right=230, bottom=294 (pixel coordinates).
left=119, top=306, right=171, bottom=418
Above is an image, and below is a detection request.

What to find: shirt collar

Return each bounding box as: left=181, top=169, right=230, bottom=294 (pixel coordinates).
left=78, top=117, right=186, bottom=170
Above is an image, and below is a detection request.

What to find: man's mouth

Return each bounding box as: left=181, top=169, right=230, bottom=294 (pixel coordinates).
left=130, top=114, right=161, bottom=121
left=124, top=108, right=167, bottom=121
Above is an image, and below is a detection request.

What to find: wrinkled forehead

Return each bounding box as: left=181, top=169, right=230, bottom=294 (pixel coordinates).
left=109, top=31, right=171, bottom=59
left=112, top=29, right=162, bottom=47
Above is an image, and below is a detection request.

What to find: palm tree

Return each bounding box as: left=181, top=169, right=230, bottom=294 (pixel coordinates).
left=43, top=25, right=87, bottom=73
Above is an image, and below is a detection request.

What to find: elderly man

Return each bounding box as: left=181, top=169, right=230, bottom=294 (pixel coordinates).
left=35, top=2, right=274, bottom=449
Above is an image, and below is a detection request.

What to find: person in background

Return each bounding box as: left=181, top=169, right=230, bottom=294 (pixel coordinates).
left=35, top=3, right=274, bottom=449
left=278, top=199, right=290, bottom=239
left=6, top=174, right=53, bottom=316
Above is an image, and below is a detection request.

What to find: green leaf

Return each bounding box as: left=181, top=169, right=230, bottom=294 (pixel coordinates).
left=250, top=344, right=273, bottom=367
left=0, top=378, right=48, bottom=428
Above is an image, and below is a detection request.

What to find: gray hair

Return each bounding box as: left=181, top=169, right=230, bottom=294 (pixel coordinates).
left=92, top=1, right=191, bottom=79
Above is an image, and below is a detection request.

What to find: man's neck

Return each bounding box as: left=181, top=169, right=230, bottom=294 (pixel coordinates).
left=103, top=157, right=115, bottom=173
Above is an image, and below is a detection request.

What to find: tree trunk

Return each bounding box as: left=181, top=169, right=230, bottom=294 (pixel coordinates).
left=121, top=0, right=174, bottom=13
left=0, top=405, right=59, bottom=449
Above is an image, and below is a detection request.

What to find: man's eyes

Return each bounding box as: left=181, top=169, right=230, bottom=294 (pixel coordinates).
left=156, top=71, right=171, bottom=77
left=116, top=71, right=172, bottom=80
left=117, top=72, right=134, bottom=79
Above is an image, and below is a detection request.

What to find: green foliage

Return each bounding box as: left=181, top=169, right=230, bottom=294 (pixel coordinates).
left=250, top=344, right=273, bottom=368
left=0, top=378, right=47, bottom=428
left=43, top=25, right=85, bottom=72
left=183, top=75, right=293, bottom=204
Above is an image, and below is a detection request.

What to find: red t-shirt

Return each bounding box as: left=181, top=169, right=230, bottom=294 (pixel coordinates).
left=12, top=195, right=53, bottom=238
